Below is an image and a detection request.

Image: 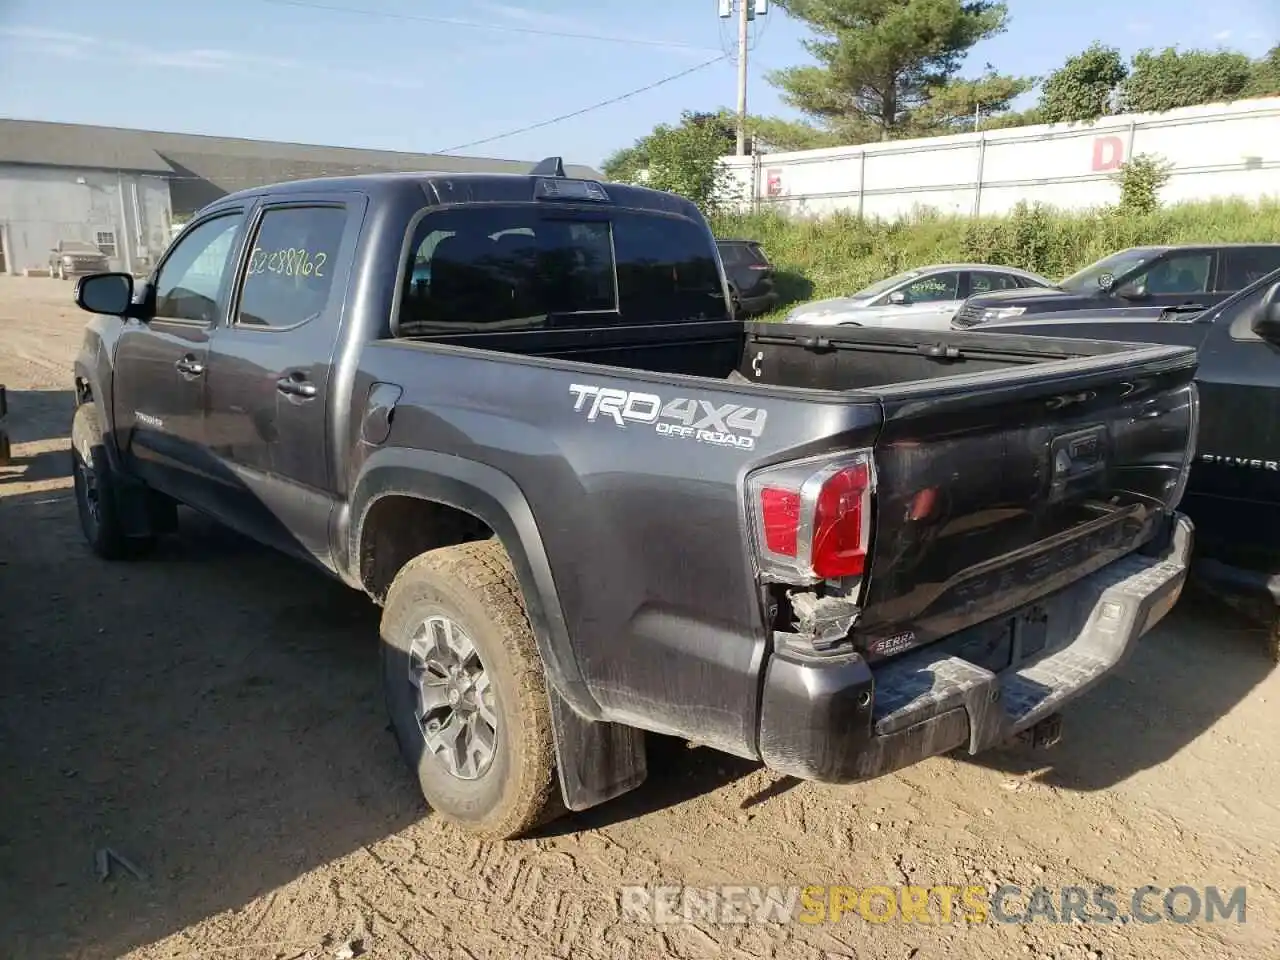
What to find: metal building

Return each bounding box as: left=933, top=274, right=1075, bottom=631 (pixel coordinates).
left=0, top=119, right=602, bottom=276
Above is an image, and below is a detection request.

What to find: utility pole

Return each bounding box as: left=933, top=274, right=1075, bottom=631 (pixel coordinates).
left=735, top=0, right=750, bottom=155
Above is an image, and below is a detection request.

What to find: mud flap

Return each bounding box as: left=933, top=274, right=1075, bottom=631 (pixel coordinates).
left=546, top=683, right=648, bottom=812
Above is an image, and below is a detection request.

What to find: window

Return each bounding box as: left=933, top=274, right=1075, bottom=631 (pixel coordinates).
left=154, top=214, right=244, bottom=323
left=718, top=243, right=746, bottom=266
left=397, top=206, right=726, bottom=336
left=1131, top=252, right=1212, bottom=295
left=970, top=271, right=1024, bottom=295
left=1221, top=248, right=1280, bottom=291
left=95, top=231, right=117, bottom=257
left=899, top=271, right=960, bottom=304
left=237, top=206, right=348, bottom=328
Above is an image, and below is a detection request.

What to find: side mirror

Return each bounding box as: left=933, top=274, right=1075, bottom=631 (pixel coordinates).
left=888, top=290, right=909, bottom=305
left=1251, top=282, right=1280, bottom=342
left=75, top=272, right=134, bottom=317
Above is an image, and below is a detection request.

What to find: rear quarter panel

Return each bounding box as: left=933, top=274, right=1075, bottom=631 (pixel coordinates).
left=349, top=341, right=883, bottom=758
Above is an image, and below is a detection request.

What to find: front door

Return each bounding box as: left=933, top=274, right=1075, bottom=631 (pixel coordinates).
left=110, top=209, right=249, bottom=506
left=203, top=196, right=363, bottom=566
left=1124, top=249, right=1218, bottom=311
left=884, top=270, right=963, bottom=329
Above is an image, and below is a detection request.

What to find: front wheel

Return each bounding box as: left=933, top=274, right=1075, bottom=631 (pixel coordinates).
left=380, top=539, right=561, bottom=839
left=71, top=404, right=155, bottom=559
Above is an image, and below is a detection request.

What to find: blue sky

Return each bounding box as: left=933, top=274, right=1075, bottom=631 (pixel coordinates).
left=0, top=0, right=1275, bottom=168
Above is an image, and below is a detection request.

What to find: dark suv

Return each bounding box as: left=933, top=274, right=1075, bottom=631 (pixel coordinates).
left=953, top=244, right=1280, bottom=328
left=716, top=239, right=779, bottom=317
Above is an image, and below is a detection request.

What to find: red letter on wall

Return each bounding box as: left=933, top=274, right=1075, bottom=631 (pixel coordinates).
left=1091, top=136, right=1125, bottom=172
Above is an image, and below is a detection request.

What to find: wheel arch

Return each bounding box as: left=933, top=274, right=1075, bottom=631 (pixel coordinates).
left=349, top=447, right=599, bottom=722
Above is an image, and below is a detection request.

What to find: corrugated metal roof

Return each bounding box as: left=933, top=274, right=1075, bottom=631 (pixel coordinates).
left=0, top=120, right=175, bottom=172
left=0, top=119, right=602, bottom=182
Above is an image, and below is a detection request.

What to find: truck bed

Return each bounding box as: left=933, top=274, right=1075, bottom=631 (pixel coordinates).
left=373, top=320, right=1196, bottom=757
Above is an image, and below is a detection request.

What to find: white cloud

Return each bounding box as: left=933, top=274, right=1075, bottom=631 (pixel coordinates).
left=1126, top=20, right=1152, bottom=35
left=1214, top=29, right=1233, bottom=42
left=0, top=24, right=422, bottom=89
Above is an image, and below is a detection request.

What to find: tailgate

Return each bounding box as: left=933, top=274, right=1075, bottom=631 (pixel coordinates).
left=854, top=343, right=1198, bottom=660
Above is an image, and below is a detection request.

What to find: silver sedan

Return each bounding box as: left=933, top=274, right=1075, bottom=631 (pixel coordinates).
left=785, top=263, right=1054, bottom=330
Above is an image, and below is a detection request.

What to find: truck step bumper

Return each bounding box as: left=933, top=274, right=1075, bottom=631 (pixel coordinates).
left=757, top=512, right=1193, bottom=783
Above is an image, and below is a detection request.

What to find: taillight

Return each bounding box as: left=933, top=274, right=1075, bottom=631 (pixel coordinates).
left=746, top=451, right=876, bottom=584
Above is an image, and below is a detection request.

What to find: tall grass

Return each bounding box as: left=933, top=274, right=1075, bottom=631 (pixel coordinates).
left=710, top=199, right=1280, bottom=317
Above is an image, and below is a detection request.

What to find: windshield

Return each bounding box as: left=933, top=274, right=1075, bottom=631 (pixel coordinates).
left=1060, top=248, right=1164, bottom=292
left=850, top=268, right=923, bottom=299
left=61, top=241, right=101, bottom=254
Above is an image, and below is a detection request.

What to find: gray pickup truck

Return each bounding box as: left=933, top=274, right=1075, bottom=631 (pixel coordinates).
left=69, top=161, right=1197, bottom=839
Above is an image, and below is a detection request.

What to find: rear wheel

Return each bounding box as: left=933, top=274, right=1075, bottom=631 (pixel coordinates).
left=380, top=539, right=561, bottom=839
left=71, top=404, right=156, bottom=560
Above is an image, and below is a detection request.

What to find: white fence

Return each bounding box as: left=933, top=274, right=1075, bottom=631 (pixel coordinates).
left=720, top=97, right=1280, bottom=220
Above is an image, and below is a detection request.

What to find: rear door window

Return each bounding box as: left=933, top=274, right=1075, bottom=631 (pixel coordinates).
left=398, top=206, right=726, bottom=335
left=1220, top=248, right=1280, bottom=291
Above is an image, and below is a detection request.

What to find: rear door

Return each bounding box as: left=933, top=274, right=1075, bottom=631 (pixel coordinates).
left=1218, top=247, right=1280, bottom=294
left=111, top=208, right=250, bottom=507
left=203, top=194, right=365, bottom=565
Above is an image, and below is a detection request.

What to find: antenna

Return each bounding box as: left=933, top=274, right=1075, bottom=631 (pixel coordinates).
left=531, top=156, right=567, bottom=178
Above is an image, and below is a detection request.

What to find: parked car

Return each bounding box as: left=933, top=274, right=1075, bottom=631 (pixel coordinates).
left=786, top=263, right=1051, bottom=330
left=716, top=238, right=779, bottom=317
left=953, top=244, right=1280, bottom=328
left=48, top=240, right=110, bottom=279
left=69, top=161, right=1196, bottom=839
left=958, top=264, right=1280, bottom=661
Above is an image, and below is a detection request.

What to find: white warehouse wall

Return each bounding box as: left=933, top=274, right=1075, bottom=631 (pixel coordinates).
left=721, top=97, right=1280, bottom=220
left=0, top=165, right=173, bottom=275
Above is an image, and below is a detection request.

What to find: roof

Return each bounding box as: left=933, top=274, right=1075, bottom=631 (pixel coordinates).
left=0, top=118, right=602, bottom=188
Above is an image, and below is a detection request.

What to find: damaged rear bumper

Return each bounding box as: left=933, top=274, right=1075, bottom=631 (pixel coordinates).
left=755, top=511, right=1193, bottom=783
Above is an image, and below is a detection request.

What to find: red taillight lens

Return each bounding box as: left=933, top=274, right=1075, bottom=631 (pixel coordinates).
left=760, top=487, right=800, bottom=556
left=747, top=451, right=875, bottom=584
left=811, top=463, right=870, bottom=578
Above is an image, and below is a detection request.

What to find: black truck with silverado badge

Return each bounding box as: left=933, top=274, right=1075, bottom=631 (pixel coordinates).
left=67, top=160, right=1198, bottom=838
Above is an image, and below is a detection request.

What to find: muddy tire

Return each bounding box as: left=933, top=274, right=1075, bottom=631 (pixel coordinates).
left=71, top=404, right=154, bottom=560
left=380, top=539, right=561, bottom=839
left=1270, top=620, right=1280, bottom=665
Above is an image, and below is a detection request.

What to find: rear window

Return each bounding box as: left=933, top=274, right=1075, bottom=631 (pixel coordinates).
left=398, top=205, right=726, bottom=336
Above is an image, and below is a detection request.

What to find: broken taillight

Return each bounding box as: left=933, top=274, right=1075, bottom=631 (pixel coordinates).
left=747, top=451, right=876, bottom=584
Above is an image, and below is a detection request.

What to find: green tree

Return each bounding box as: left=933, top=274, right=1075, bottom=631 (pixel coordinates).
left=1113, top=153, right=1174, bottom=215
left=1038, top=43, right=1127, bottom=123
left=768, top=0, right=1017, bottom=141
left=1248, top=44, right=1280, bottom=96
left=909, top=68, right=1035, bottom=133
left=601, top=111, right=740, bottom=215
left=1122, top=47, right=1256, bottom=112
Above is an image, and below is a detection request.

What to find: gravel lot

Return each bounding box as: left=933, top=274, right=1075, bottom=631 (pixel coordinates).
left=1, top=275, right=1277, bottom=960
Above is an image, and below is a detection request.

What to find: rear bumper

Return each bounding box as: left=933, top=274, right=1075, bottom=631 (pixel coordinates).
left=756, top=511, right=1193, bottom=783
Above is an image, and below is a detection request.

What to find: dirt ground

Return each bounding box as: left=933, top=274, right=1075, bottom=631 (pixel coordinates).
left=1, top=275, right=1278, bottom=960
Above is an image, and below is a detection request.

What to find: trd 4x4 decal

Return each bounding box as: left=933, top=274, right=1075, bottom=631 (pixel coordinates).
left=569, top=384, right=768, bottom=451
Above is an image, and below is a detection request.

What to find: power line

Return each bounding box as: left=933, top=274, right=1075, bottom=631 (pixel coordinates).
left=431, top=55, right=730, bottom=154
left=263, top=0, right=721, bottom=53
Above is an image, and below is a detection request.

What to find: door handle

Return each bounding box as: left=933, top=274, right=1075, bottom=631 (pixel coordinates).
left=175, top=355, right=204, bottom=377
left=277, top=374, right=317, bottom=399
